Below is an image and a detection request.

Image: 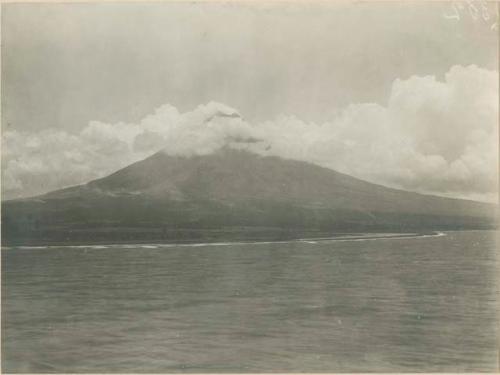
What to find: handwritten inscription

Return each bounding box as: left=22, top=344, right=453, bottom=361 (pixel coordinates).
left=443, top=0, right=498, bottom=30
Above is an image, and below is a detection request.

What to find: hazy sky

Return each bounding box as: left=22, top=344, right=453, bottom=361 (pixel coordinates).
left=2, top=1, right=498, bottom=201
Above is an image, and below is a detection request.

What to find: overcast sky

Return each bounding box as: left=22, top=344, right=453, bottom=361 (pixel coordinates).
left=2, top=1, right=498, bottom=201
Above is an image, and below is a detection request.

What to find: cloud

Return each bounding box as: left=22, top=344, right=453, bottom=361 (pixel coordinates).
left=2, top=65, right=498, bottom=202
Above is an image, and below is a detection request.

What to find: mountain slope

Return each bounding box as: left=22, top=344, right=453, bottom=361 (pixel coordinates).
left=2, top=149, right=497, bottom=245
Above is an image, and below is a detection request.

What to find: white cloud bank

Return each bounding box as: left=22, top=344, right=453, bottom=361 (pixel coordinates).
left=2, top=65, right=498, bottom=202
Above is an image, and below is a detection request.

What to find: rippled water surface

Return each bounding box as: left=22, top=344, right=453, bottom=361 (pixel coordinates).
left=2, top=231, right=499, bottom=372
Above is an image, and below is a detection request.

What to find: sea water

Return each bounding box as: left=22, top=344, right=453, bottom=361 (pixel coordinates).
left=2, top=231, right=498, bottom=372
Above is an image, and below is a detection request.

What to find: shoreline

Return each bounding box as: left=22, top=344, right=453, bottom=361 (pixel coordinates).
left=2, top=231, right=449, bottom=250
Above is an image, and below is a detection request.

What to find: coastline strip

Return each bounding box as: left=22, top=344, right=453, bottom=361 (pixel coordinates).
left=3, top=231, right=447, bottom=250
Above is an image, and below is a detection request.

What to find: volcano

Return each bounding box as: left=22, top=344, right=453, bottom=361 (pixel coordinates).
left=2, top=148, right=497, bottom=245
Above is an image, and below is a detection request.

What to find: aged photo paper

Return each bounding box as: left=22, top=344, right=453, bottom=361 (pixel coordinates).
left=1, top=0, right=499, bottom=373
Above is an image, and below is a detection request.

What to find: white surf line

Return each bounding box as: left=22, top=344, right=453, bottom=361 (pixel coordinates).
left=324, top=231, right=447, bottom=243
left=2, top=231, right=447, bottom=250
